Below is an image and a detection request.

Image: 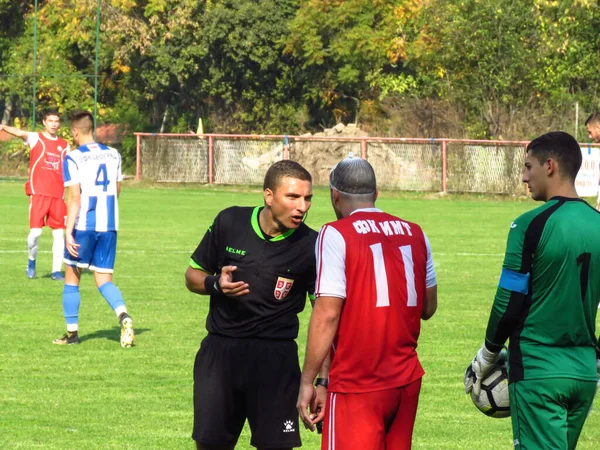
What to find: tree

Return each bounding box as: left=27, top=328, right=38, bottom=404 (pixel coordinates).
left=408, top=0, right=600, bottom=138
left=285, top=0, right=421, bottom=127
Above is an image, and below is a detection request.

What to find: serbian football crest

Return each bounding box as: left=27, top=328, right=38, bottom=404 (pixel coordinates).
left=274, top=277, right=294, bottom=300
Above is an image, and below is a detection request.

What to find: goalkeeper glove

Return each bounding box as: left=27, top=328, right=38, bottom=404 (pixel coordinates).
left=469, top=344, right=500, bottom=396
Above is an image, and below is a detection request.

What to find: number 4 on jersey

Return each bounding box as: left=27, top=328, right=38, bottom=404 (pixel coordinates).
left=369, top=243, right=417, bottom=308
left=95, top=163, right=110, bottom=192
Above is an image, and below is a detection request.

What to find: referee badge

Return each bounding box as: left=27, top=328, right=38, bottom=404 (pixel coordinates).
left=274, top=276, right=294, bottom=300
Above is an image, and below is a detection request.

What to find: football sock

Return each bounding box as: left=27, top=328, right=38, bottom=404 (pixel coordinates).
left=115, top=305, right=128, bottom=318
left=27, top=228, right=42, bottom=261
left=51, top=229, right=65, bottom=273
left=98, top=282, right=126, bottom=315
left=63, top=284, right=80, bottom=331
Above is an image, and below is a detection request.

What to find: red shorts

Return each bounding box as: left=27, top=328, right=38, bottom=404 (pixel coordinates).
left=29, top=194, right=66, bottom=229
left=322, top=378, right=422, bottom=450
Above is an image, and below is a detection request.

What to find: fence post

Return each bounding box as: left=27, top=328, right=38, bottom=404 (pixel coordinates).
left=442, top=139, right=448, bottom=193
left=135, top=134, right=141, bottom=181
left=283, top=135, right=290, bottom=160
left=208, top=135, right=214, bottom=184
left=361, top=138, right=367, bottom=159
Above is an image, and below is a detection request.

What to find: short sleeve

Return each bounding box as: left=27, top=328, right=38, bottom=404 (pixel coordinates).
left=26, top=132, right=39, bottom=149
left=117, top=153, right=124, bottom=182
left=423, top=232, right=437, bottom=288
left=190, top=213, right=223, bottom=274
left=63, top=153, right=80, bottom=186
left=315, top=224, right=347, bottom=298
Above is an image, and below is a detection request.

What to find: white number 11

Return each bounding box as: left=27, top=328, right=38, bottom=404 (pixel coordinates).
left=369, top=243, right=417, bottom=308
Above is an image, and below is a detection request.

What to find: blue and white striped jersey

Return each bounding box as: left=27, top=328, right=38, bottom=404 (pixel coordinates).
left=63, top=143, right=123, bottom=232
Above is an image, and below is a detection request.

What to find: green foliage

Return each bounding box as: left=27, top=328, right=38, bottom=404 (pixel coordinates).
left=0, top=0, right=599, bottom=139
left=408, top=0, right=600, bottom=138
left=0, top=0, right=106, bottom=123
left=0, top=0, right=29, bottom=64
left=196, top=0, right=303, bottom=133
left=286, top=0, right=421, bottom=125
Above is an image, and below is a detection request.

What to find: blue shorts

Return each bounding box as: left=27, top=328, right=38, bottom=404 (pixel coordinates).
left=64, top=230, right=117, bottom=273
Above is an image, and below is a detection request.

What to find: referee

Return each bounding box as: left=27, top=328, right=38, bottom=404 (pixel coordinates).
left=186, top=160, right=318, bottom=450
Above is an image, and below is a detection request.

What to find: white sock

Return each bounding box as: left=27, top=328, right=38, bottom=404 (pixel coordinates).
left=115, top=305, right=128, bottom=318
left=66, top=324, right=79, bottom=332
left=27, top=228, right=42, bottom=261
left=52, top=229, right=65, bottom=273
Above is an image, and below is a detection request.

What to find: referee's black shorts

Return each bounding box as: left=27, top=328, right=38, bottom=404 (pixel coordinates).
left=192, top=333, right=302, bottom=448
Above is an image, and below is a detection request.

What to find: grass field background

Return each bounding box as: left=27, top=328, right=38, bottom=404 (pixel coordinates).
left=1, top=179, right=599, bottom=449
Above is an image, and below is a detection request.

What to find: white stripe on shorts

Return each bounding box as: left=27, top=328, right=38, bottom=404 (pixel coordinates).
left=328, top=392, right=336, bottom=450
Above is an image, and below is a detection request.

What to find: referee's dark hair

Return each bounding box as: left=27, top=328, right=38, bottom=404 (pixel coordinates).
left=263, top=160, right=312, bottom=191
left=527, top=131, right=582, bottom=182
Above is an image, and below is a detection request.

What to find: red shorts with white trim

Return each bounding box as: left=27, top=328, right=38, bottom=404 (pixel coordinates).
left=29, top=194, right=66, bottom=229
left=322, top=378, right=422, bottom=450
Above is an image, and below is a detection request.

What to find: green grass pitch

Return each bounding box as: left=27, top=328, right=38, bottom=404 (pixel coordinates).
left=1, top=179, right=599, bottom=449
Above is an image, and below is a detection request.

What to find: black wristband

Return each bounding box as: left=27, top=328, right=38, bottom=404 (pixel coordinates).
left=315, top=377, right=328, bottom=388
left=204, top=275, right=223, bottom=295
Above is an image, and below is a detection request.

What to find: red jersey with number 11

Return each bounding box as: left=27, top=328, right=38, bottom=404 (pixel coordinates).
left=315, top=209, right=433, bottom=393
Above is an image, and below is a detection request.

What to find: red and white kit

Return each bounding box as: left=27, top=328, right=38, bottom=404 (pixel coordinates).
left=26, top=132, right=69, bottom=229
left=315, top=208, right=436, bottom=450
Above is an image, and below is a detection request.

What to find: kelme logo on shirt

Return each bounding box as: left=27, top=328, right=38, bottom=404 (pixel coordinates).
left=274, top=276, right=294, bottom=300
left=225, top=246, right=246, bottom=256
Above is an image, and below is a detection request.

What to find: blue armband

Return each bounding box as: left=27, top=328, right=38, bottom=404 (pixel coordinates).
left=498, top=268, right=530, bottom=294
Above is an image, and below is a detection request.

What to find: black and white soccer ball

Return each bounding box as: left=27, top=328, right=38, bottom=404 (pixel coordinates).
left=464, top=350, right=510, bottom=418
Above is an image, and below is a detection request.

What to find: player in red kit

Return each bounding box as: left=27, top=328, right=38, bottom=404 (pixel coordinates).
left=297, top=155, right=438, bottom=450
left=0, top=110, right=70, bottom=280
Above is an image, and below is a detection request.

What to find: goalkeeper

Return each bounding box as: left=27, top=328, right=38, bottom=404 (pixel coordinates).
left=467, top=131, right=600, bottom=450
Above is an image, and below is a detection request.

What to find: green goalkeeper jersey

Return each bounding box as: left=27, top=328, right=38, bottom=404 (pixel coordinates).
left=485, top=196, right=600, bottom=383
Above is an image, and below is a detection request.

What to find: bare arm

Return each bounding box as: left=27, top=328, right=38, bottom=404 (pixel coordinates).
left=297, top=296, right=343, bottom=430
left=65, top=185, right=81, bottom=257
left=116, top=181, right=121, bottom=198
left=185, top=266, right=211, bottom=294
left=309, top=298, right=332, bottom=378
left=307, top=297, right=332, bottom=430
left=301, top=296, right=341, bottom=383
left=422, top=285, right=438, bottom=320
left=0, top=124, right=28, bottom=141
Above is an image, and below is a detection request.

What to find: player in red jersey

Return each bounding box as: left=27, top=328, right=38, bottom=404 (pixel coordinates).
left=0, top=110, right=70, bottom=280
left=297, top=155, right=438, bottom=450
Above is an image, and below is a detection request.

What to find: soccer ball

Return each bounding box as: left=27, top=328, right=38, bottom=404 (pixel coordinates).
left=464, top=351, right=510, bottom=418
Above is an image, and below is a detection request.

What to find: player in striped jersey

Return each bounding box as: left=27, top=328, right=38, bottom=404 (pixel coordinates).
left=52, top=110, right=133, bottom=347
left=0, top=110, right=69, bottom=280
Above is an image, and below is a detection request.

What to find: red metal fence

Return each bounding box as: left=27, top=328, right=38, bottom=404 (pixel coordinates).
left=134, top=133, right=600, bottom=195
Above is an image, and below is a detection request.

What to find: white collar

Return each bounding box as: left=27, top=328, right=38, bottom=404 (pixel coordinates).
left=349, top=207, right=382, bottom=215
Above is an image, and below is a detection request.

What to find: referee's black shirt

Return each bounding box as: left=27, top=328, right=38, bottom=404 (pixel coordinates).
left=190, top=206, right=317, bottom=340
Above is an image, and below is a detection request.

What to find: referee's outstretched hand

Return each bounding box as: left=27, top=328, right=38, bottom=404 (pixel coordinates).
left=219, top=265, right=250, bottom=297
